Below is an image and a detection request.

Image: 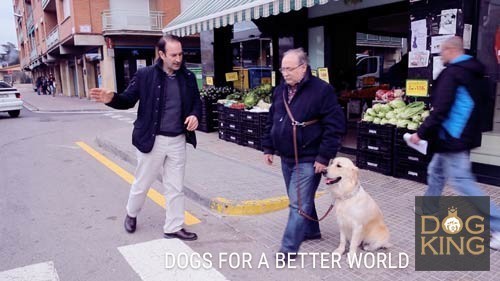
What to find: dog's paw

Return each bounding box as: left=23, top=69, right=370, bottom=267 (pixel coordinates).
left=346, top=251, right=358, bottom=261
left=333, top=247, right=345, bottom=256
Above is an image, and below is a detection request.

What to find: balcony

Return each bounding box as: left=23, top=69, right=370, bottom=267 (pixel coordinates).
left=46, top=27, right=59, bottom=49
left=42, top=0, right=56, bottom=11
left=102, top=10, right=164, bottom=34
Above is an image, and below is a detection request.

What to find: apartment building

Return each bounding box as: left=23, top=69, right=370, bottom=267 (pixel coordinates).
left=13, top=0, right=180, bottom=97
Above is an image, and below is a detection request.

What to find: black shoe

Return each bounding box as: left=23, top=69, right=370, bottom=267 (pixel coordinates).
left=124, top=215, right=136, bottom=233
left=164, top=229, right=198, bottom=241
left=304, top=233, right=322, bottom=241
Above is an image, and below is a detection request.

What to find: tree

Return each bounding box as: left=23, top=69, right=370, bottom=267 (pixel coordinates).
left=0, top=42, right=20, bottom=67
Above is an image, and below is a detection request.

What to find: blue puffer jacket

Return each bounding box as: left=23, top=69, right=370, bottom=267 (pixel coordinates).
left=417, top=55, right=485, bottom=152
left=261, top=68, right=346, bottom=165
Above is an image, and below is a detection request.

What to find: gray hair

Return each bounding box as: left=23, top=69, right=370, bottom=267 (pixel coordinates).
left=443, top=36, right=464, bottom=52
left=283, top=48, right=309, bottom=66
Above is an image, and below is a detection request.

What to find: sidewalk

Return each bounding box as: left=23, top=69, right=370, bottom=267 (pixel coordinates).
left=96, top=126, right=500, bottom=280
left=17, top=83, right=113, bottom=113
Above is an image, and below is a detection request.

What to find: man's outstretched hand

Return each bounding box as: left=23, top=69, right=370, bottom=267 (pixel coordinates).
left=90, top=88, right=114, bottom=104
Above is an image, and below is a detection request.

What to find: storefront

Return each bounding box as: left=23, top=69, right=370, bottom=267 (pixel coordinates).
left=165, top=0, right=500, bottom=185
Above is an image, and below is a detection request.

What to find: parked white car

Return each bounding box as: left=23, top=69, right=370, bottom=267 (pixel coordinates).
left=0, top=81, right=23, bottom=117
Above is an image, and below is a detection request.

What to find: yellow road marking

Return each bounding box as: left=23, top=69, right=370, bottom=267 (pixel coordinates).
left=76, top=141, right=201, bottom=225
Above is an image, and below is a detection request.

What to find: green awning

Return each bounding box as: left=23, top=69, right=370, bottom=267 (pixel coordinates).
left=163, top=0, right=329, bottom=37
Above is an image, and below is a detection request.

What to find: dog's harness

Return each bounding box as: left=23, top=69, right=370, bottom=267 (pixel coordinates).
left=282, top=90, right=334, bottom=222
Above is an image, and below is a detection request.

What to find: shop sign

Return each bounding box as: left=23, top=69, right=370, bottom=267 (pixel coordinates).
left=406, top=79, right=429, bottom=97
left=206, top=76, right=214, bottom=86
left=317, top=68, right=329, bottom=83
left=225, top=72, right=238, bottom=82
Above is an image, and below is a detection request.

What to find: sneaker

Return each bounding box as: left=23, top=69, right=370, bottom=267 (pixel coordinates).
left=490, top=232, right=500, bottom=250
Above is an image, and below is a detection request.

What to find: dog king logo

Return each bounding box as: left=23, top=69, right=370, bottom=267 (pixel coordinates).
left=442, top=207, right=463, bottom=235
left=415, top=196, right=490, bottom=271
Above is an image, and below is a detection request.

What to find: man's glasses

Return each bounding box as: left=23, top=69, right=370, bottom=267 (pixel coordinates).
left=279, top=63, right=303, bottom=73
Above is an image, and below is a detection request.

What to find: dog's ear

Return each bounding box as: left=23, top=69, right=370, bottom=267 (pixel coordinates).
left=329, top=158, right=334, bottom=166
left=352, top=166, right=359, bottom=180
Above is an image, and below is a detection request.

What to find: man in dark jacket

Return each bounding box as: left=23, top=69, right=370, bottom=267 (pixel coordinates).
left=90, top=35, right=201, bottom=241
left=410, top=36, right=500, bottom=249
left=262, top=48, right=346, bottom=257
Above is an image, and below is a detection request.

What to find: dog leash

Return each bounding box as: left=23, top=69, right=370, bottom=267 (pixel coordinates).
left=282, top=90, right=334, bottom=222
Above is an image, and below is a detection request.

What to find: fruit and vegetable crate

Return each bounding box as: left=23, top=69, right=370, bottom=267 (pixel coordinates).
left=357, top=122, right=395, bottom=155
left=240, top=135, right=263, bottom=151
left=223, top=130, right=243, bottom=145
left=356, top=150, right=393, bottom=176
left=219, top=120, right=241, bottom=133
left=393, top=128, right=432, bottom=183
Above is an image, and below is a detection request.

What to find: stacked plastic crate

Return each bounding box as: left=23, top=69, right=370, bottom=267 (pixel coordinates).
left=393, top=128, right=432, bottom=183
left=198, top=97, right=219, bottom=132
left=356, top=122, right=395, bottom=176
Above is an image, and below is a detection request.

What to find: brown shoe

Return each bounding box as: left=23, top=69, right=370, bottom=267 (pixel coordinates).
left=164, top=229, right=198, bottom=241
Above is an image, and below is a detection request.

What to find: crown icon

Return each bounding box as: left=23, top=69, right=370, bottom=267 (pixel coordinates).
left=448, top=206, right=458, bottom=216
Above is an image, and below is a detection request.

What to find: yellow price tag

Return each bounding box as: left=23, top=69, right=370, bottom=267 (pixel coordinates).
left=225, top=72, right=238, bottom=82
left=206, top=76, right=214, bottom=86
left=317, top=68, right=329, bottom=83
left=311, top=70, right=318, bottom=77
left=271, top=71, right=276, bottom=87
left=406, top=79, right=429, bottom=97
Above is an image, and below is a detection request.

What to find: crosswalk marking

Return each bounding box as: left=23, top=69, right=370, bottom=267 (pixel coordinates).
left=76, top=141, right=201, bottom=225
left=0, top=261, right=60, bottom=281
left=118, top=239, right=228, bottom=281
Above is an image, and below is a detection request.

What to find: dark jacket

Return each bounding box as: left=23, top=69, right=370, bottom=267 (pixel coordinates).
left=261, top=68, right=346, bottom=165
left=417, top=55, right=484, bottom=152
left=106, top=60, right=202, bottom=153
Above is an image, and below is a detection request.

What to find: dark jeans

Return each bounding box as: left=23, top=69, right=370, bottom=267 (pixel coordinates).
left=280, top=159, right=322, bottom=253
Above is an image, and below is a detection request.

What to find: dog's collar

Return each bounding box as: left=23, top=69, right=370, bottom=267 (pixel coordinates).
left=336, top=185, right=363, bottom=202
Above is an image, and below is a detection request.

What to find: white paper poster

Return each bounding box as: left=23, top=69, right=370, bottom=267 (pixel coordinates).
left=439, top=9, right=457, bottom=35
left=411, top=19, right=428, bottom=51
left=409, top=50, right=430, bottom=68
left=433, top=56, right=446, bottom=80
left=464, top=24, right=472, bottom=49
left=431, top=35, right=454, bottom=54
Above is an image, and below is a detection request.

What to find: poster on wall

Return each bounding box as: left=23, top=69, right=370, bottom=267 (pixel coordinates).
left=439, top=9, right=458, bottom=35
left=463, top=24, right=472, bottom=50
left=431, top=35, right=454, bottom=54
left=433, top=56, right=446, bottom=80
left=409, top=50, right=430, bottom=68
left=411, top=19, right=428, bottom=51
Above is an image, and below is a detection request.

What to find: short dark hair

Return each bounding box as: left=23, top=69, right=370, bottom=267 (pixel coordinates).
left=157, top=35, right=182, bottom=53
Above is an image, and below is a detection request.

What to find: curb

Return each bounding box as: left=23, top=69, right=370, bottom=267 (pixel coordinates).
left=94, top=135, right=327, bottom=216
left=22, top=101, right=39, bottom=112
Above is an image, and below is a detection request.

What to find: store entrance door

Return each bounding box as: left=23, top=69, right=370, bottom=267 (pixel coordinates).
left=114, top=47, right=155, bottom=93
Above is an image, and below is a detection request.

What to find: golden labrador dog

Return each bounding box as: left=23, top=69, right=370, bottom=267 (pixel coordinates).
left=323, top=157, right=391, bottom=258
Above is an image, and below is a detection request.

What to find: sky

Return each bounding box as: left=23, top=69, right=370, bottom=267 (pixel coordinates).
left=0, top=0, right=19, bottom=48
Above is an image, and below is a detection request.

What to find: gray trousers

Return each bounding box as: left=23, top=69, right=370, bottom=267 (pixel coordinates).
left=126, top=135, right=187, bottom=233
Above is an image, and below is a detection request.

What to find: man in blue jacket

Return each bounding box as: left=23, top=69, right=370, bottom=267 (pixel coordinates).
left=262, top=48, right=346, bottom=257
left=410, top=36, right=500, bottom=250
left=90, top=35, right=201, bottom=241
